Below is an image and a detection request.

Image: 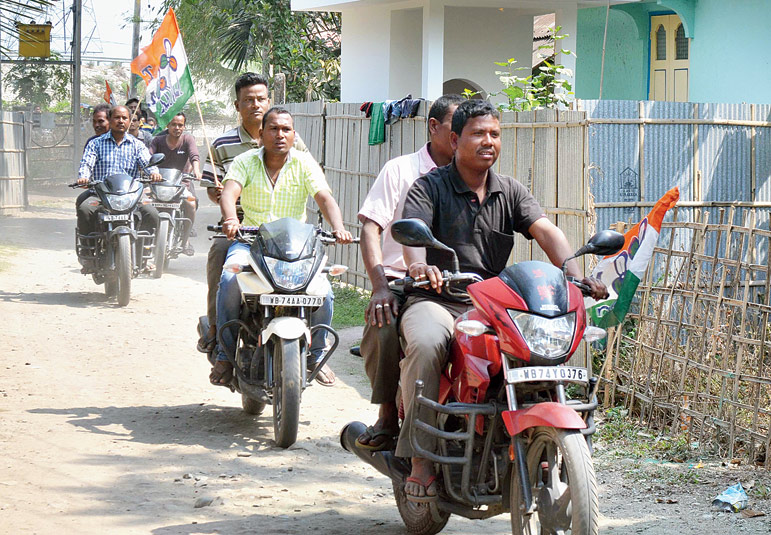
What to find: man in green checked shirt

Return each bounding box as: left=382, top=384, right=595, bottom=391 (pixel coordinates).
left=212, top=107, right=353, bottom=387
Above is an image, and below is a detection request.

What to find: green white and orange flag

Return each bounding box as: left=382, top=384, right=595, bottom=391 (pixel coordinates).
left=130, top=8, right=193, bottom=133
left=587, top=186, right=680, bottom=328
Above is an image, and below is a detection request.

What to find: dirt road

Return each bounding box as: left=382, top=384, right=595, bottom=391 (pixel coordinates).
left=1, top=187, right=769, bottom=534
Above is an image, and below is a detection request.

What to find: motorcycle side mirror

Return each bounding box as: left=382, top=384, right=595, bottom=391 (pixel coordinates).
left=391, top=219, right=460, bottom=273
left=562, top=230, right=625, bottom=273
left=146, top=153, right=165, bottom=167
left=391, top=219, right=436, bottom=248
left=580, top=230, right=626, bottom=257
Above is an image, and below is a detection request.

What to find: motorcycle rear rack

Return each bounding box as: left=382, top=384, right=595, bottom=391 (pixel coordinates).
left=409, top=380, right=503, bottom=508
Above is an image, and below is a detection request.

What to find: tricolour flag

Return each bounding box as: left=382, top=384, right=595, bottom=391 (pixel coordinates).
left=130, top=8, right=193, bottom=133
left=103, top=81, right=117, bottom=106
left=587, top=186, right=680, bottom=328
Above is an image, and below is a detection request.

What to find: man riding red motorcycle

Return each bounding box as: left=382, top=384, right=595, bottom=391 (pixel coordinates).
left=397, top=99, right=608, bottom=502
left=342, top=99, right=618, bottom=535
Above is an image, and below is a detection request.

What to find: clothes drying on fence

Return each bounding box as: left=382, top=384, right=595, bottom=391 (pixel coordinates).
left=367, top=101, right=388, bottom=145
left=362, top=96, right=425, bottom=145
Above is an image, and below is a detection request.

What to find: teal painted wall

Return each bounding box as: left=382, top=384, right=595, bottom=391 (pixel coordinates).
left=576, top=6, right=650, bottom=100
left=689, top=0, right=771, bottom=104
left=576, top=0, right=771, bottom=104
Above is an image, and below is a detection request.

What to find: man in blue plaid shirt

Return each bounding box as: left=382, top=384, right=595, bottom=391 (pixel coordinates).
left=76, top=105, right=163, bottom=268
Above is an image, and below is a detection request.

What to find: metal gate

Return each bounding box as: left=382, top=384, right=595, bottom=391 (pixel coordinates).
left=0, top=111, right=27, bottom=214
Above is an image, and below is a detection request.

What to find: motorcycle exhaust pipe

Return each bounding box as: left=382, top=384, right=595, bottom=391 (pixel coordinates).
left=340, top=421, right=410, bottom=482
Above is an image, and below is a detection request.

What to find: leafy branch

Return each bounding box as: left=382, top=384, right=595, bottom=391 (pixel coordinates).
left=490, top=26, right=575, bottom=112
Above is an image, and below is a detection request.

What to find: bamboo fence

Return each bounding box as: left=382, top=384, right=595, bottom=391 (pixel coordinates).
left=601, top=206, right=771, bottom=466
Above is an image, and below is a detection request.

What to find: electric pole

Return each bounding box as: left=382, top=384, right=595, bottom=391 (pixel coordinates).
left=73, top=0, right=82, bottom=171
left=130, top=0, right=141, bottom=98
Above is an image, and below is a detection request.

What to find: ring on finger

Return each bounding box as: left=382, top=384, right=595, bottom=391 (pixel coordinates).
left=383, top=303, right=390, bottom=307
left=375, top=304, right=383, bottom=309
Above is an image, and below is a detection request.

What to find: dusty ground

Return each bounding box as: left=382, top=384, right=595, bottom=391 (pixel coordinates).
left=1, top=185, right=770, bottom=534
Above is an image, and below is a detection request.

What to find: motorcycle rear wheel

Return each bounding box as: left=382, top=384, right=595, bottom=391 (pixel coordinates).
left=393, top=480, right=450, bottom=535
left=116, top=234, right=132, bottom=307
left=153, top=219, right=169, bottom=279
left=272, top=337, right=302, bottom=448
left=510, top=427, right=598, bottom=535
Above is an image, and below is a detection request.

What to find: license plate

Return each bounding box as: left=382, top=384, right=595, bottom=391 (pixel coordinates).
left=506, top=366, right=588, bottom=384
left=259, top=294, right=324, bottom=307
left=152, top=202, right=179, bottom=209
left=102, top=213, right=130, bottom=221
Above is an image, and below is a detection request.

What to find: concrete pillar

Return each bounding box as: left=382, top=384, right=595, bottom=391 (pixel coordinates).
left=421, top=0, right=445, bottom=100
left=555, top=4, right=578, bottom=94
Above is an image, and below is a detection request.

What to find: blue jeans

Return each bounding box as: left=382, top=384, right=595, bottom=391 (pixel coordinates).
left=215, top=241, right=334, bottom=364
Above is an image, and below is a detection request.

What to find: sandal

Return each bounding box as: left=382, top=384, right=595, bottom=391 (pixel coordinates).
left=405, top=475, right=439, bottom=503
left=209, top=361, right=233, bottom=387
left=355, top=425, right=397, bottom=451
left=314, top=364, right=336, bottom=387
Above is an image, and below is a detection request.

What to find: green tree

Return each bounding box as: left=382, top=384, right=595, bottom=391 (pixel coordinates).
left=5, top=52, right=70, bottom=109
left=160, top=0, right=340, bottom=102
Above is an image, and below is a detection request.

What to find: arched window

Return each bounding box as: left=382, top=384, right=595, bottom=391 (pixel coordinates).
left=675, top=24, right=689, bottom=60
left=656, top=25, right=667, bottom=60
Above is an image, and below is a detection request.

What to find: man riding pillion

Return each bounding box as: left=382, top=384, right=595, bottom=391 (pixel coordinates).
left=149, top=112, right=201, bottom=255
left=395, top=100, right=609, bottom=502
left=212, top=107, right=353, bottom=387
left=76, top=105, right=163, bottom=271
left=355, top=94, right=464, bottom=451
left=198, top=73, right=311, bottom=367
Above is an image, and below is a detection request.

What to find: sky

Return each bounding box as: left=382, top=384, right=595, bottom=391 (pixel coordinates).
left=87, top=0, right=166, bottom=60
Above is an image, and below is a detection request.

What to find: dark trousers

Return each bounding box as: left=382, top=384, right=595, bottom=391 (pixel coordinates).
left=361, top=285, right=406, bottom=405
left=76, top=193, right=160, bottom=235
left=206, top=237, right=231, bottom=326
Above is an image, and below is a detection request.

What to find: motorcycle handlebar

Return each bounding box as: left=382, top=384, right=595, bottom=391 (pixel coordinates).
left=207, top=224, right=359, bottom=244
left=389, top=271, right=482, bottom=290
left=567, top=276, right=593, bottom=297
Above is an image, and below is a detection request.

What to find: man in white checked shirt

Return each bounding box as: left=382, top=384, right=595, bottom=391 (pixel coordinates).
left=76, top=106, right=163, bottom=271
left=210, top=107, right=353, bottom=388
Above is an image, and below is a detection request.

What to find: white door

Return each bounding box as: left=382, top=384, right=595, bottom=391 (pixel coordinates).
left=649, top=14, right=690, bottom=102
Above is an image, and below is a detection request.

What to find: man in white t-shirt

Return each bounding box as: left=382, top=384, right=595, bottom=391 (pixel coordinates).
left=355, top=95, right=464, bottom=450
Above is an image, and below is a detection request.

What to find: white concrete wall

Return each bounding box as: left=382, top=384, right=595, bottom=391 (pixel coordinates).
left=389, top=8, right=423, bottom=98
left=443, top=7, right=534, bottom=105
left=340, top=7, right=392, bottom=102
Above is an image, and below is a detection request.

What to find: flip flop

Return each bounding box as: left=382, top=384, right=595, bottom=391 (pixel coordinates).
left=405, top=475, right=439, bottom=503
left=355, top=425, right=397, bottom=451
left=209, top=361, right=234, bottom=387
left=314, top=365, right=336, bottom=387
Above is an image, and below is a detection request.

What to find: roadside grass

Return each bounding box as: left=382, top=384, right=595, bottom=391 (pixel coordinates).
left=331, top=280, right=369, bottom=329
left=0, top=243, right=20, bottom=273
left=596, top=407, right=698, bottom=463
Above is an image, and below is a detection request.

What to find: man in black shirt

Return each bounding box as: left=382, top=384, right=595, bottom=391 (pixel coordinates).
left=397, top=100, right=608, bottom=501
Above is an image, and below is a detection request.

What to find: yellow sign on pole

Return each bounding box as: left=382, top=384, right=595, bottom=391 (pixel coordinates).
left=17, top=22, right=52, bottom=58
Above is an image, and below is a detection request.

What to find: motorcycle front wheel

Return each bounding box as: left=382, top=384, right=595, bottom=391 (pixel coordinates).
left=510, top=427, right=598, bottom=535
left=116, top=234, right=132, bottom=307
left=153, top=219, right=169, bottom=279
left=272, top=337, right=302, bottom=448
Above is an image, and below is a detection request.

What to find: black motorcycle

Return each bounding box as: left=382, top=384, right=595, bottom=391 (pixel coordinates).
left=148, top=167, right=195, bottom=278
left=71, top=153, right=164, bottom=306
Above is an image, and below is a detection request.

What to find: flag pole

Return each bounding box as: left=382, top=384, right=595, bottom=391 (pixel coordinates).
left=191, top=88, right=220, bottom=186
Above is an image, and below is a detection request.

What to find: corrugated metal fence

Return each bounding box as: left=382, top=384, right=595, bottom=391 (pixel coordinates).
left=0, top=111, right=27, bottom=214
left=579, top=100, right=771, bottom=265
left=284, top=101, right=589, bottom=291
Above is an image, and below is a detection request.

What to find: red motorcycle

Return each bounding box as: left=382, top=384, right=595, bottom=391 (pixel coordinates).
left=341, top=219, right=623, bottom=535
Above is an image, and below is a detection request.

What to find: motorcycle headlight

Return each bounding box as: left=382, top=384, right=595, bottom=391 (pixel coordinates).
left=508, top=310, right=575, bottom=359
left=105, top=190, right=142, bottom=212
left=153, top=185, right=178, bottom=202
left=265, top=257, right=315, bottom=290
